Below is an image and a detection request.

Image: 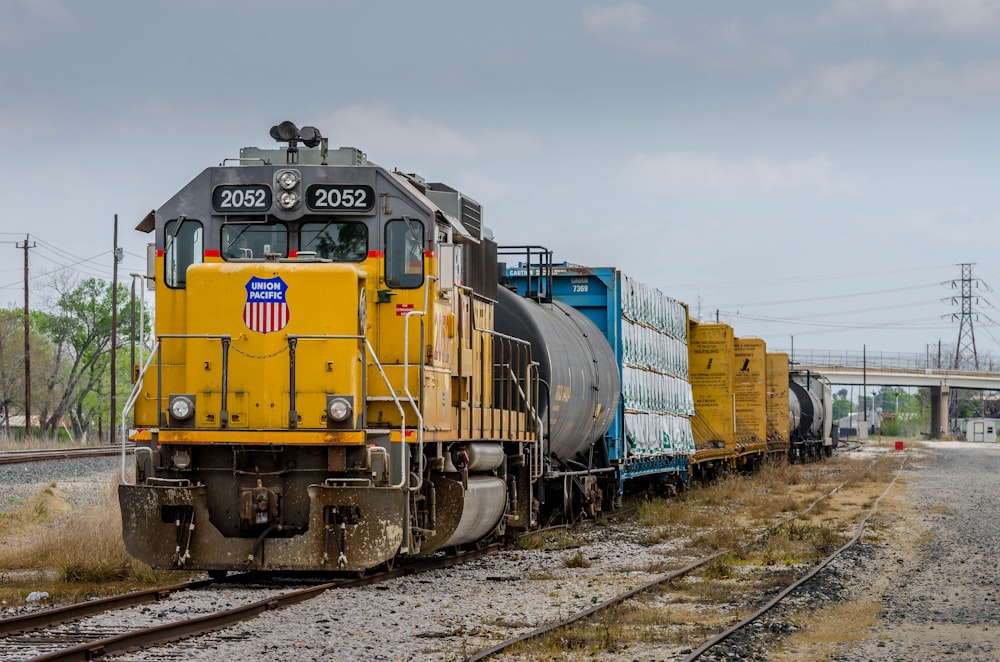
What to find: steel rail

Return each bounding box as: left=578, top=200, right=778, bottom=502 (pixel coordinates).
left=681, top=454, right=907, bottom=661
left=465, top=551, right=728, bottom=662
left=20, top=544, right=500, bottom=662
left=0, top=445, right=130, bottom=466
left=465, top=460, right=866, bottom=662
left=0, top=578, right=220, bottom=636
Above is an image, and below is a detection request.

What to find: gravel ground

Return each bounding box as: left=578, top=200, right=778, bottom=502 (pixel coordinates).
left=0, top=455, right=121, bottom=513
left=705, top=441, right=1000, bottom=662
left=113, top=525, right=682, bottom=661
left=822, top=441, right=1000, bottom=662
left=2, top=443, right=998, bottom=661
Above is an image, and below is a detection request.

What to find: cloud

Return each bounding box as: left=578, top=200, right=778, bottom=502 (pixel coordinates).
left=15, top=0, right=73, bottom=23
left=619, top=151, right=863, bottom=198
left=783, top=59, right=892, bottom=106
left=823, top=0, right=1000, bottom=37
left=900, top=205, right=1000, bottom=241
left=0, top=0, right=72, bottom=47
left=783, top=59, right=1000, bottom=111
left=582, top=3, right=674, bottom=55
left=321, top=103, right=541, bottom=165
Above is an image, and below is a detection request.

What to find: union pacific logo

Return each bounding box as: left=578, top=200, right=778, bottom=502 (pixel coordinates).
left=244, top=276, right=289, bottom=334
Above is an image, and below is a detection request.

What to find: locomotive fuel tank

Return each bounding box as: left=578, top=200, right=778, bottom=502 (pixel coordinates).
left=494, top=286, right=620, bottom=462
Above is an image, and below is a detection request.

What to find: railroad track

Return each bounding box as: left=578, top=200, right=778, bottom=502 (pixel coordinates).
left=466, top=454, right=907, bottom=661
left=0, top=545, right=499, bottom=661
left=0, top=445, right=130, bottom=466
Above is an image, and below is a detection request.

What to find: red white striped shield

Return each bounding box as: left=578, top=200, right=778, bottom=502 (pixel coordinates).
left=244, top=276, right=289, bottom=334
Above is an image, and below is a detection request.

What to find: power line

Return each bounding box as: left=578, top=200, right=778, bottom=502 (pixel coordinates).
left=678, top=262, right=956, bottom=292
left=710, top=282, right=942, bottom=309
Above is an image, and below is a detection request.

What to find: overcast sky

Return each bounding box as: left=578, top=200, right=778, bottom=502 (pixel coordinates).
left=2, top=0, right=999, bottom=363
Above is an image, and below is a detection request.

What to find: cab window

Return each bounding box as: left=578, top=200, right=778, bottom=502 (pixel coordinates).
left=385, top=218, right=424, bottom=289
left=300, top=221, right=368, bottom=261
left=221, top=223, right=288, bottom=260
left=164, top=219, right=203, bottom=289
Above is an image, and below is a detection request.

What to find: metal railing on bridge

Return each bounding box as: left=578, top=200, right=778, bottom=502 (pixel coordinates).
left=772, top=349, right=1000, bottom=374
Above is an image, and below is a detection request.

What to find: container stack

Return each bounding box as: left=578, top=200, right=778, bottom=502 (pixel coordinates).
left=620, top=274, right=695, bottom=457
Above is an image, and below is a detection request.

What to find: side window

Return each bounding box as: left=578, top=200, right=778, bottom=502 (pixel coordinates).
left=385, top=218, right=424, bottom=289
left=221, top=223, right=288, bottom=260
left=164, top=219, right=203, bottom=289
left=300, top=221, right=368, bottom=261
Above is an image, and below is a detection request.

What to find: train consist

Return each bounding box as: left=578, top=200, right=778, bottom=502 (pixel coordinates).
left=118, top=123, right=835, bottom=574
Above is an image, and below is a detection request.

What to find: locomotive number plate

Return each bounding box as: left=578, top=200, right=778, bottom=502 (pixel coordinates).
left=306, top=184, right=375, bottom=212
left=213, top=185, right=273, bottom=211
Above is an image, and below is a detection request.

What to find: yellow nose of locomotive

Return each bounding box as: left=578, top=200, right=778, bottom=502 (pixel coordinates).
left=179, top=261, right=368, bottom=432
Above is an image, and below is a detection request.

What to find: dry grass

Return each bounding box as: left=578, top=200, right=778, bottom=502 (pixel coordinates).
left=562, top=551, right=592, bottom=569
left=514, top=447, right=903, bottom=659
left=770, top=602, right=883, bottom=661
left=0, top=480, right=184, bottom=606
left=0, top=435, right=101, bottom=451
left=0, top=484, right=69, bottom=537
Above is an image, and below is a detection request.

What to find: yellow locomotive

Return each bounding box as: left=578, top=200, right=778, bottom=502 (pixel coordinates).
left=120, top=122, right=541, bottom=573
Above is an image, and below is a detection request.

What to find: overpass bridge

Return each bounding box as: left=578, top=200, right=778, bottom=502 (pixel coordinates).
left=777, top=349, right=1000, bottom=438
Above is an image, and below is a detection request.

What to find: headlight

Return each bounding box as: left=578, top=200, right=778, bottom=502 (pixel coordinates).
left=328, top=398, right=352, bottom=422
left=170, top=396, right=195, bottom=421
left=279, top=190, right=299, bottom=210
left=277, top=169, right=300, bottom=190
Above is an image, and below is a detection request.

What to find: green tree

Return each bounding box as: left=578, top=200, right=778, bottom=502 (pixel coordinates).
left=34, top=278, right=142, bottom=440
left=832, top=391, right=851, bottom=421
left=0, top=309, right=22, bottom=436
left=0, top=307, right=59, bottom=440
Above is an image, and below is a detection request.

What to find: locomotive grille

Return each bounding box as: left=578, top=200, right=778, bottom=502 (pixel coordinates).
left=459, top=197, right=482, bottom=238
left=427, top=182, right=482, bottom=239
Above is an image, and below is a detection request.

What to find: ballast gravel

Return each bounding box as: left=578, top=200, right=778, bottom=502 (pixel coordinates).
left=0, top=455, right=120, bottom=513
left=2, top=442, right=998, bottom=661
left=823, top=441, right=1000, bottom=662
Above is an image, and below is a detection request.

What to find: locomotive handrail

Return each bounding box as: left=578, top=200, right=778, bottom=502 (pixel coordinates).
left=288, top=334, right=409, bottom=487
left=471, top=318, right=545, bottom=479
left=403, top=309, right=425, bottom=492
left=473, top=325, right=540, bottom=431
left=120, top=340, right=162, bottom=483
left=500, top=359, right=544, bottom=480
left=154, top=334, right=232, bottom=429
left=398, top=274, right=437, bottom=494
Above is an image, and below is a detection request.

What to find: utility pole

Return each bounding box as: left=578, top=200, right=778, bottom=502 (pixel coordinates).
left=16, top=235, right=35, bottom=436
left=950, top=263, right=979, bottom=370
left=111, top=215, right=121, bottom=444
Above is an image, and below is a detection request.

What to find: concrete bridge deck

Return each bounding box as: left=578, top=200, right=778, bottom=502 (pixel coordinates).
left=775, top=349, right=1000, bottom=438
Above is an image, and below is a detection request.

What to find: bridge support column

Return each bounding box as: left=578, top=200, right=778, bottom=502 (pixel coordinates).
left=930, top=384, right=949, bottom=439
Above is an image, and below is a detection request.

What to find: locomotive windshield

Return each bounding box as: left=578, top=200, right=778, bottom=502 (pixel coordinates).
left=301, top=221, right=368, bottom=261
left=221, top=222, right=289, bottom=260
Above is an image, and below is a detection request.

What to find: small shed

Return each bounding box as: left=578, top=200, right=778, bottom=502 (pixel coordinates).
left=965, top=418, right=998, bottom=443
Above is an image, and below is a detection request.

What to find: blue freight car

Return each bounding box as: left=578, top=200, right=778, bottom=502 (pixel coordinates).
left=501, top=248, right=694, bottom=498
